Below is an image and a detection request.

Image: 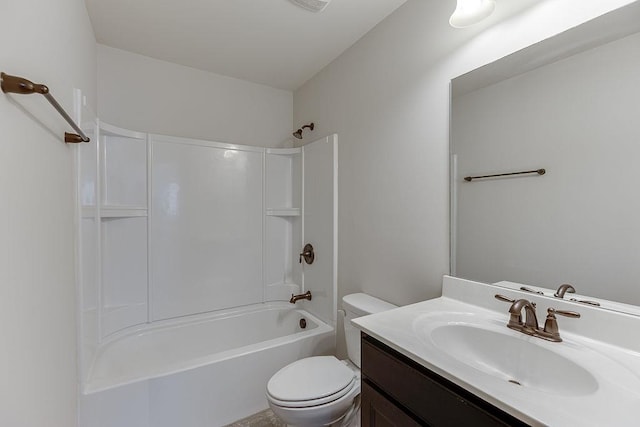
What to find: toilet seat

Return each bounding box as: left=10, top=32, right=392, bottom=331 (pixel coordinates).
left=267, top=356, right=357, bottom=408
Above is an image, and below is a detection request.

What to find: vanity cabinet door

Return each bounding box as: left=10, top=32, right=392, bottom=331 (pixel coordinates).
left=361, top=381, right=422, bottom=427
left=361, top=333, right=529, bottom=427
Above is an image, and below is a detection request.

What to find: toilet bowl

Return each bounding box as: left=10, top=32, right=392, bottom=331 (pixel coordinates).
left=267, top=356, right=360, bottom=426
left=266, top=293, right=397, bottom=426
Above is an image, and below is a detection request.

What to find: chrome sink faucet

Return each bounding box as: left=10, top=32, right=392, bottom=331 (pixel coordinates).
left=495, top=294, right=580, bottom=342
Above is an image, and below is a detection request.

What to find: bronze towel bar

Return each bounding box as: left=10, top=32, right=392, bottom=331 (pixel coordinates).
left=464, top=168, right=545, bottom=182
left=1, top=72, right=90, bottom=143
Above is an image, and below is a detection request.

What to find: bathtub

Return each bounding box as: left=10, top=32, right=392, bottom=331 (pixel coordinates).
left=79, top=302, right=334, bottom=427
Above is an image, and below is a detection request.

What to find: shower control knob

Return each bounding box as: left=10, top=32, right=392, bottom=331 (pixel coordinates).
left=299, top=244, right=315, bottom=265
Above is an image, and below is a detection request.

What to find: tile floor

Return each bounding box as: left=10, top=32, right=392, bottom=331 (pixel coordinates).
left=226, top=408, right=361, bottom=427
left=225, top=409, right=286, bottom=427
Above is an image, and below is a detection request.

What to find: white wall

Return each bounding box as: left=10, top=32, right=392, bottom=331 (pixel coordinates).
left=97, top=45, right=293, bottom=147
left=293, top=0, right=637, bottom=309
left=0, top=0, right=96, bottom=426
left=453, top=31, right=640, bottom=305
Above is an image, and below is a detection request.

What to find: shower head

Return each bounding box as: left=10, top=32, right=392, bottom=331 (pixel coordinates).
left=292, top=123, right=314, bottom=139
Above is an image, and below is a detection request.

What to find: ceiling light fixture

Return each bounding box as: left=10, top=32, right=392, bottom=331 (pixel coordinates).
left=289, top=0, right=332, bottom=13
left=449, top=0, right=496, bottom=28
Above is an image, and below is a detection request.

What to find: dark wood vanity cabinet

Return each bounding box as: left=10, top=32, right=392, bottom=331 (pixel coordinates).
left=360, top=333, right=530, bottom=427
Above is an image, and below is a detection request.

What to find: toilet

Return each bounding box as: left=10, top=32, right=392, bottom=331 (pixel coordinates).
left=266, top=293, right=397, bottom=426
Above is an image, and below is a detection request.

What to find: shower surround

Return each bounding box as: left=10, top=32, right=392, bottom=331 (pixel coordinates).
left=76, top=120, right=337, bottom=426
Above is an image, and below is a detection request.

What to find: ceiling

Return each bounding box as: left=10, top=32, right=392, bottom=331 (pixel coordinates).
left=85, top=0, right=408, bottom=90
left=85, top=0, right=543, bottom=91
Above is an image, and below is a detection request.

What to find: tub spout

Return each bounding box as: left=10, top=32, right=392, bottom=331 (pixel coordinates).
left=290, top=291, right=312, bottom=304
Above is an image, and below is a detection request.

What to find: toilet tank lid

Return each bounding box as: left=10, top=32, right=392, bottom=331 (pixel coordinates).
left=342, top=293, right=397, bottom=316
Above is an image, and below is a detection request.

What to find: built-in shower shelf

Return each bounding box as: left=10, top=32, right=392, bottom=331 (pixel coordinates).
left=266, top=147, right=302, bottom=155
left=101, top=206, right=147, bottom=218
left=266, top=208, right=300, bottom=217
left=82, top=206, right=148, bottom=218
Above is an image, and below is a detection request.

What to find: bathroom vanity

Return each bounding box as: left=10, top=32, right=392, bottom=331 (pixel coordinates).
left=361, top=333, right=526, bottom=426
left=353, top=276, right=640, bottom=426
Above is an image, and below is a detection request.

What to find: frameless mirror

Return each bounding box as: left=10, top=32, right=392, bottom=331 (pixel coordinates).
left=450, top=2, right=640, bottom=314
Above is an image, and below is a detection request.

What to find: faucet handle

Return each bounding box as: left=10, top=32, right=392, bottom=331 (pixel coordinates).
left=495, top=294, right=515, bottom=303
left=548, top=308, right=580, bottom=318
left=495, top=295, right=527, bottom=328
left=299, top=243, right=315, bottom=265
left=520, top=286, right=544, bottom=295
left=495, top=294, right=535, bottom=308
left=569, top=298, right=601, bottom=307
left=542, top=307, right=580, bottom=342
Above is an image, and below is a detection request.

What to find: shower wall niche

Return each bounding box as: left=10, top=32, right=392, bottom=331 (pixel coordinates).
left=77, top=123, right=335, bottom=353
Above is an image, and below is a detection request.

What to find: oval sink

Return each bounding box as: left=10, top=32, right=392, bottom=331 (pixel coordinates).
left=429, top=323, right=599, bottom=396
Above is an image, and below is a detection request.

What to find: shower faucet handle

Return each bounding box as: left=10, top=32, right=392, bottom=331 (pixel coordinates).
left=299, top=243, right=315, bottom=265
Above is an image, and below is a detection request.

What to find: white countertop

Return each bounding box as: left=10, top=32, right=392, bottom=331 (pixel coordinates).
left=352, top=276, right=640, bottom=426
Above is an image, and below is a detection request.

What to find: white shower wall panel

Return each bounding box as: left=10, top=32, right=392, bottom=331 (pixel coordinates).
left=300, top=135, right=338, bottom=325
left=102, top=217, right=148, bottom=336
left=79, top=132, right=98, bottom=206
left=264, top=216, right=295, bottom=287
left=81, top=217, right=98, bottom=314
left=80, top=217, right=99, bottom=379
left=150, top=136, right=264, bottom=320
left=102, top=135, right=147, bottom=207
left=265, top=154, right=294, bottom=208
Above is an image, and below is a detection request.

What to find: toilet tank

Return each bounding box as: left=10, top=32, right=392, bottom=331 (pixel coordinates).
left=342, top=293, right=397, bottom=368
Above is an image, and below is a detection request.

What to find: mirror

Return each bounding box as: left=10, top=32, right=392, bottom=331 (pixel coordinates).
left=450, top=2, right=640, bottom=313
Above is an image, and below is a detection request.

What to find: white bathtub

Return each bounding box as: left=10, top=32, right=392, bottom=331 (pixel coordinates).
left=80, top=303, right=334, bottom=427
